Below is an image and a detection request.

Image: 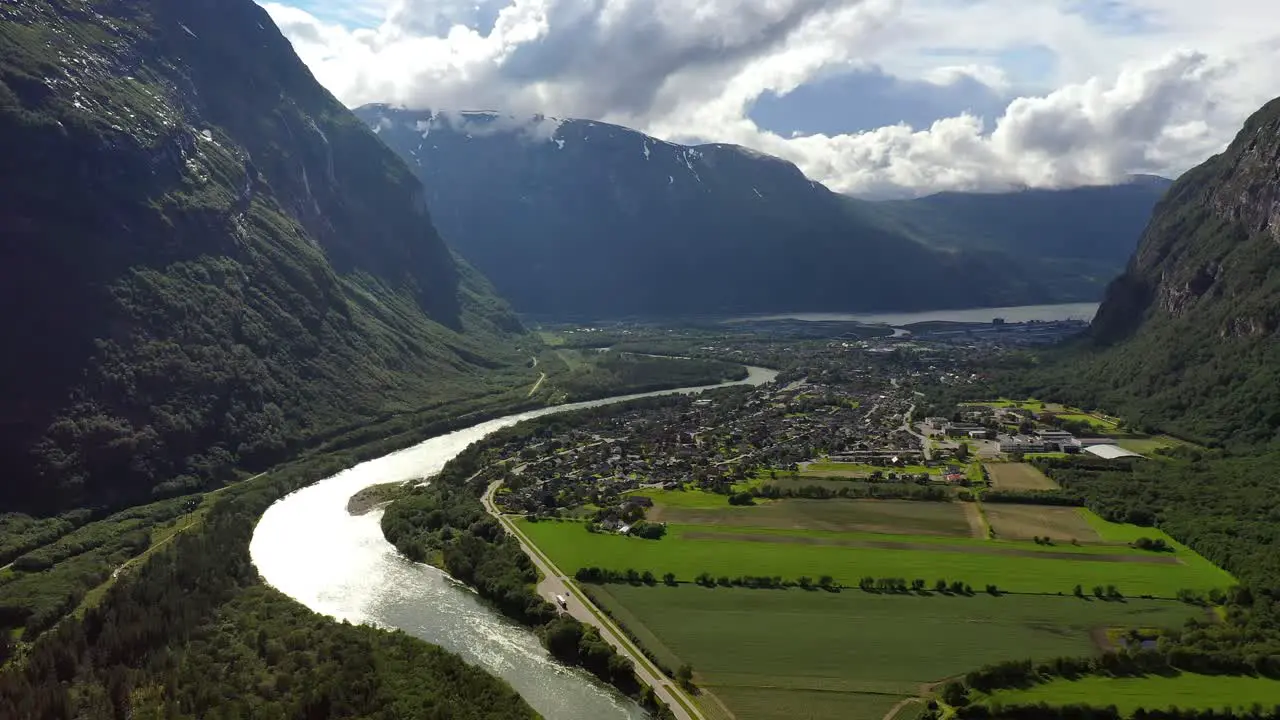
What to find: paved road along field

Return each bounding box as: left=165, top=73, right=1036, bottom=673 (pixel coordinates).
left=482, top=480, right=704, bottom=720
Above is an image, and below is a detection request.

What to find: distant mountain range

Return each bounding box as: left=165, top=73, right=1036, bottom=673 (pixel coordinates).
left=358, top=106, right=1171, bottom=319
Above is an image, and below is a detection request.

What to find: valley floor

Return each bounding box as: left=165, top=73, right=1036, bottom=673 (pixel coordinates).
left=513, top=489, right=1234, bottom=720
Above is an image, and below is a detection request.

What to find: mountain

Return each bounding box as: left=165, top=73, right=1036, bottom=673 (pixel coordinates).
left=1039, top=98, right=1280, bottom=447
left=0, top=0, right=531, bottom=513
left=358, top=106, right=1112, bottom=319
left=866, top=176, right=1172, bottom=288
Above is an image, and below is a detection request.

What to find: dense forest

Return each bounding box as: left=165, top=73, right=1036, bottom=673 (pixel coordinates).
left=0, top=437, right=541, bottom=719
left=547, top=353, right=749, bottom=402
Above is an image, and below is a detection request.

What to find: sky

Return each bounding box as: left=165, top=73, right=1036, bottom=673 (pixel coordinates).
left=262, top=0, right=1280, bottom=198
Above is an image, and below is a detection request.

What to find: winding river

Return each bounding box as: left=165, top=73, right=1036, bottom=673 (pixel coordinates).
left=249, top=365, right=778, bottom=720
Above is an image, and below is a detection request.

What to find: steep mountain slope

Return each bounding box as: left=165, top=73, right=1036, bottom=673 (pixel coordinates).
left=1041, top=99, right=1280, bottom=447
left=866, top=176, right=1171, bottom=286
left=0, top=0, right=531, bottom=513
left=358, top=106, right=1094, bottom=318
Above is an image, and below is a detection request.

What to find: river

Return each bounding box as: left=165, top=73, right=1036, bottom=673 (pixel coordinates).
left=725, top=301, right=1099, bottom=327
left=249, top=365, right=778, bottom=720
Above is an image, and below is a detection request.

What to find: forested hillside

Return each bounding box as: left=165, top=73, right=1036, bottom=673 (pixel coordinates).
left=1030, top=97, right=1280, bottom=448
left=359, top=106, right=1134, bottom=318
left=0, top=0, right=533, bottom=515
left=863, top=176, right=1171, bottom=294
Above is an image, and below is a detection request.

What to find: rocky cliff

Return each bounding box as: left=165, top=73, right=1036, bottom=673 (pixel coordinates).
left=1056, top=98, right=1280, bottom=446
left=0, top=0, right=529, bottom=512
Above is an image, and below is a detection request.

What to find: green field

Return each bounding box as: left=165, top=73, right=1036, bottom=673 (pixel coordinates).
left=648, top=499, right=975, bottom=537
left=520, top=519, right=1233, bottom=596
left=629, top=488, right=735, bottom=509
left=984, top=673, right=1280, bottom=714
left=1114, top=435, right=1185, bottom=454
left=964, top=399, right=1047, bottom=411
left=589, top=585, right=1203, bottom=719
left=709, top=686, right=906, bottom=720
left=985, top=463, right=1058, bottom=491
left=1056, top=412, right=1119, bottom=431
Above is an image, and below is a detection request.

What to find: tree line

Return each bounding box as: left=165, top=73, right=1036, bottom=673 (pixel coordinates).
left=573, top=567, right=1005, bottom=597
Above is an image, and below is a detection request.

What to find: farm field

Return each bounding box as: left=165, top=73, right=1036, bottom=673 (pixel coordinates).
left=649, top=499, right=976, bottom=537
left=985, top=463, right=1058, bottom=491
left=963, top=399, right=1047, bottom=411
left=708, top=686, right=906, bottom=720
left=588, top=585, right=1203, bottom=720
left=629, top=488, right=734, bottom=510
left=1114, top=435, right=1185, bottom=454
left=519, top=519, right=1234, bottom=596
left=983, top=673, right=1280, bottom=714
left=1055, top=412, right=1119, bottom=431
left=984, top=504, right=1100, bottom=542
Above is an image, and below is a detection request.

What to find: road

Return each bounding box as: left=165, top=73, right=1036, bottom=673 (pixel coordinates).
left=901, top=403, right=932, bottom=461
left=528, top=371, right=548, bottom=397
left=482, top=480, right=704, bottom=720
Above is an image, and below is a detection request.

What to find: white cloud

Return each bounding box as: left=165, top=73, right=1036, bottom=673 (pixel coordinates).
left=263, top=0, right=1280, bottom=197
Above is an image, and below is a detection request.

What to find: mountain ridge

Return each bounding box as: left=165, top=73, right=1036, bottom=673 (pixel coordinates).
left=360, top=105, right=1161, bottom=319
left=0, top=0, right=531, bottom=513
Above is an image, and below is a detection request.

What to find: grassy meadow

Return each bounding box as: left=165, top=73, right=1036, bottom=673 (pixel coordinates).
left=517, top=487, right=1238, bottom=720
left=647, top=498, right=976, bottom=536
left=520, top=515, right=1232, bottom=597
left=985, top=463, right=1058, bottom=491
left=589, top=584, right=1203, bottom=720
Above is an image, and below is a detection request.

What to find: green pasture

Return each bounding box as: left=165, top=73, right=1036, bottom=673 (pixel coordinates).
left=589, top=585, right=1202, bottom=719
left=1056, top=412, right=1119, bottom=431
left=519, top=519, right=1233, bottom=596
left=964, top=399, right=1047, bottom=411
left=628, top=488, right=736, bottom=509
left=708, top=686, right=906, bottom=720
left=984, top=673, right=1280, bottom=714
left=649, top=498, right=974, bottom=536
left=1114, top=435, right=1185, bottom=454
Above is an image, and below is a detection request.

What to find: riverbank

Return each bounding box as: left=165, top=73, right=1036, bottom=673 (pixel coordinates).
left=347, top=481, right=413, bottom=516
left=252, top=366, right=776, bottom=720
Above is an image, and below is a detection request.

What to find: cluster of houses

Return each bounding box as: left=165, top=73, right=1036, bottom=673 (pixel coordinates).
left=492, top=351, right=931, bottom=516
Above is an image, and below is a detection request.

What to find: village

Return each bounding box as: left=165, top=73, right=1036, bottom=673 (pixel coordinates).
left=490, top=345, right=981, bottom=521
left=490, top=334, right=1151, bottom=528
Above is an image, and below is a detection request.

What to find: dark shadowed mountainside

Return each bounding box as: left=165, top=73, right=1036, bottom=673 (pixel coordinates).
left=358, top=106, right=1129, bottom=319
left=0, top=0, right=533, bottom=514
left=1031, top=98, right=1280, bottom=447
left=864, top=176, right=1171, bottom=289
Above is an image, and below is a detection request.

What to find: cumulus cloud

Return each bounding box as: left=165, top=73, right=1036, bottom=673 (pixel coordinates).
left=265, top=0, right=1280, bottom=197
